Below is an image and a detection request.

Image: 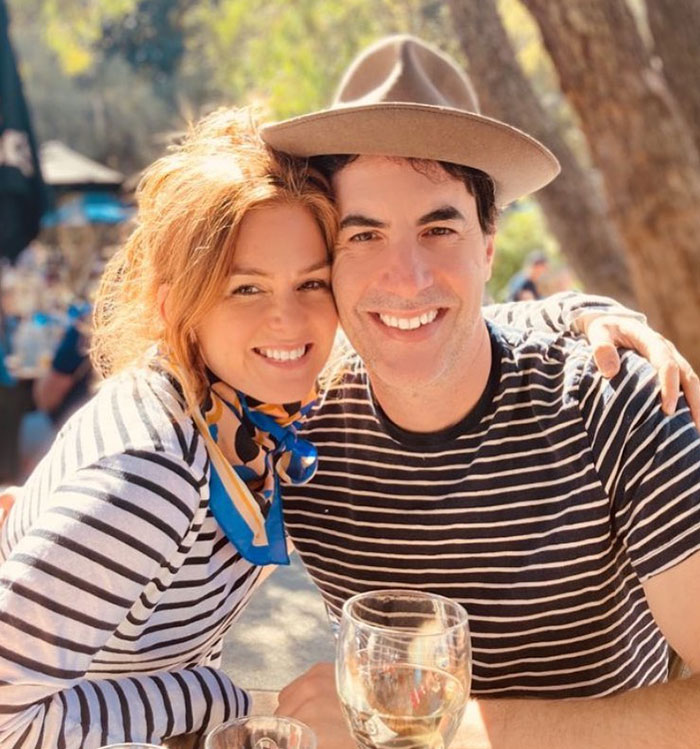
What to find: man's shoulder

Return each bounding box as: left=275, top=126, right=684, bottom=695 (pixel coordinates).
left=496, top=324, right=660, bottom=411
left=576, top=347, right=663, bottom=421
left=494, top=322, right=590, bottom=372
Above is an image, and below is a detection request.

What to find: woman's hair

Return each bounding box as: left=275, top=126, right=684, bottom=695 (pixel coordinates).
left=91, top=107, right=338, bottom=408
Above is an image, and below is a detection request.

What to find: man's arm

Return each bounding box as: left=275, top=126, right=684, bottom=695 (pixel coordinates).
left=475, top=552, right=700, bottom=748
left=473, top=351, right=700, bottom=749
left=277, top=604, right=700, bottom=749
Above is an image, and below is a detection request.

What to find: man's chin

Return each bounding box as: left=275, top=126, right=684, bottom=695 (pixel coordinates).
left=368, top=357, right=448, bottom=393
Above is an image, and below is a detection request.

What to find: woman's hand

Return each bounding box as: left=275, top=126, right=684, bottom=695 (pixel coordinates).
left=581, top=315, right=700, bottom=428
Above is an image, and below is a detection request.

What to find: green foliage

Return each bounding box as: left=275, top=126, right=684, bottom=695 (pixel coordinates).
left=13, top=23, right=175, bottom=173
left=186, top=0, right=388, bottom=117
left=101, top=0, right=190, bottom=105
left=9, top=0, right=138, bottom=73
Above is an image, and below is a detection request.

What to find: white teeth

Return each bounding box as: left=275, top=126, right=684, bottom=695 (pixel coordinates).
left=378, top=309, right=438, bottom=330
left=258, top=346, right=307, bottom=361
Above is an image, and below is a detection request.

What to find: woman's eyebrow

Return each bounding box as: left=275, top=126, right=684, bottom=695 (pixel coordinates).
left=231, top=259, right=330, bottom=277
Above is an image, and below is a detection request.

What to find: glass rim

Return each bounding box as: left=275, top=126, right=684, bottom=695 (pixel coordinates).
left=206, top=714, right=316, bottom=739
left=341, top=588, right=469, bottom=636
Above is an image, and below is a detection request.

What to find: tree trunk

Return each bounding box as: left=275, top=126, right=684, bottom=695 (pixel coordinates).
left=447, top=0, right=636, bottom=307
left=522, top=0, right=700, bottom=370
left=646, top=0, right=700, bottom=156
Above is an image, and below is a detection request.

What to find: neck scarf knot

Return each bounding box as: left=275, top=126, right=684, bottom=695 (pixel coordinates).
left=167, top=361, right=317, bottom=566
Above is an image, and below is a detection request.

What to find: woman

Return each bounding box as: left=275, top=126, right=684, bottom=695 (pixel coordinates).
left=0, top=107, right=338, bottom=748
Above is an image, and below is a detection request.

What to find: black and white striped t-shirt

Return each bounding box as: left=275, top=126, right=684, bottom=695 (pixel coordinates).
left=285, top=322, right=700, bottom=699
left=0, top=366, right=265, bottom=748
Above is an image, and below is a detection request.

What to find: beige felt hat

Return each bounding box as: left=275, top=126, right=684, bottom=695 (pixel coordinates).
left=261, top=35, right=560, bottom=206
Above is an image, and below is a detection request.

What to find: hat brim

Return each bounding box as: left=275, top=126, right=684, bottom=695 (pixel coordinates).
left=261, top=103, right=560, bottom=206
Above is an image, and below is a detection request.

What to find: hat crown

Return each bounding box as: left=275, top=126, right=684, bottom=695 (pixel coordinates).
left=334, top=35, right=480, bottom=114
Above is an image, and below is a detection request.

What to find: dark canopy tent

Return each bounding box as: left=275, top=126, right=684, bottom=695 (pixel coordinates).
left=0, top=0, right=48, bottom=262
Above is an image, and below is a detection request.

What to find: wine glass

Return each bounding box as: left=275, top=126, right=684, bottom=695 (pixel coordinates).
left=336, top=589, right=470, bottom=749
left=205, top=716, right=317, bottom=749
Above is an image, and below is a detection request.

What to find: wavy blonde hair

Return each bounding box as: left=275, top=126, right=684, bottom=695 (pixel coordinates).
left=91, top=107, right=338, bottom=408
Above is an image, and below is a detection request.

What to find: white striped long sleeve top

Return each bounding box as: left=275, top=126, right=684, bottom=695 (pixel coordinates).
left=0, top=366, right=265, bottom=748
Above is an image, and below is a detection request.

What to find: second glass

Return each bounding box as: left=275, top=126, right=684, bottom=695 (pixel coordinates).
left=205, top=716, right=316, bottom=749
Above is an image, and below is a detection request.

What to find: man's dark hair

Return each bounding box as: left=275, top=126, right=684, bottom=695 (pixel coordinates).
left=310, top=154, right=499, bottom=235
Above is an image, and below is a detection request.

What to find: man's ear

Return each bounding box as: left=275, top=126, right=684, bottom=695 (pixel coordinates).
left=157, top=284, right=170, bottom=323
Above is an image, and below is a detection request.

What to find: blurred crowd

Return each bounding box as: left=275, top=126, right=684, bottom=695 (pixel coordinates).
left=0, top=226, right=123, bottom=484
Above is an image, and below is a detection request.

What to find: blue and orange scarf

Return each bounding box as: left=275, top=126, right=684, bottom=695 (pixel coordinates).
left=168, top=362, right=318, bottom=566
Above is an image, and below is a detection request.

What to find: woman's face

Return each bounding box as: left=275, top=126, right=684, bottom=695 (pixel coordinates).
left=196, top=202, right=337, bottom=404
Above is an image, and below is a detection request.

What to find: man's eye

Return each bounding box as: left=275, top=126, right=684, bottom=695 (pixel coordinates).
left=424, top=226, right=455, bottom=237
left=230, top=284, right=260, bottom=296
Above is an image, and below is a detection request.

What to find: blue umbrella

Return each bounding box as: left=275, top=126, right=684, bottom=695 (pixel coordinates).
left=41, top=191, right=134, bottom=227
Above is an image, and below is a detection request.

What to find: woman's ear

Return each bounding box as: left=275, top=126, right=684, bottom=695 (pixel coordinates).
left=157, top=284, right=170, bottom=323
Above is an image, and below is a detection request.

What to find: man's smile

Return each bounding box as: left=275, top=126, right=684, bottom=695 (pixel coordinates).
left=377, top=309, right=440, bottom=330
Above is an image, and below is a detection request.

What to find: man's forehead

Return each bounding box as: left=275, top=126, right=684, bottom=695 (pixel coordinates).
left=332, top=155, right=471, bottom=204
left=335, top=154, right=458, bottom=178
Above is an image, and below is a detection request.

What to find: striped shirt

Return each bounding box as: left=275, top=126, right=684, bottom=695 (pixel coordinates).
left=286, top=317, right=700, bottom=699
left=0, top=366, right=265, bottom=748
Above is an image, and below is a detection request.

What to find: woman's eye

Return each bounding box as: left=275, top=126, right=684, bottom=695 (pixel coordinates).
left=299, top=279, right=329, bottom=291
left=230, top=284, right=260, bottom=296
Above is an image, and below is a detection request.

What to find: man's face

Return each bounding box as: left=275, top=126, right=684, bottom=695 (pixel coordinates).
left=331, top=156, right=495, bottom=393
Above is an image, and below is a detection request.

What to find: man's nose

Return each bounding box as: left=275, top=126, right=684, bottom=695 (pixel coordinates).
left=379, top=239, right=434, bottom=294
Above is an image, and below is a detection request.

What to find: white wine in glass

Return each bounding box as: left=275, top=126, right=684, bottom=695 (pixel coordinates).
left=336, top=589, right=470, bottom=749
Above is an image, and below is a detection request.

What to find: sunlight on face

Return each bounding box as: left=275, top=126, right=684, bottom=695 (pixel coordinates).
left=331, top=156, right=494, bottom=394
left=196, top=203, right=338, bottom=404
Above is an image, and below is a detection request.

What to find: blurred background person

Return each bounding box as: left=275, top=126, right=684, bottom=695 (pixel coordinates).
left=506, top=248, right=550, bottom=301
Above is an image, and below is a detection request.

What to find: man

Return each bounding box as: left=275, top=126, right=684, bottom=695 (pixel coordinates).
left=261, top=36, right=700, bottom=747
left=507, top=249, right=549, bottom=301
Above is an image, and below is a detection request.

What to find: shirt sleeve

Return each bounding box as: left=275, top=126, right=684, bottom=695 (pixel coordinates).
left=483, top=291, right=646, bottom=334
left=0, top=449, right=249, bottom=748
left=576, top=350, right=700, bottom=582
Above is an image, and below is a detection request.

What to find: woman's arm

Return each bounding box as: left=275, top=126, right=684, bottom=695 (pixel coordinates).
left=0, top=450, right=249, bottom=748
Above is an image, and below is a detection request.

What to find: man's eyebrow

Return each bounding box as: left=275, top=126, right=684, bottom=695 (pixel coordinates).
left=339, top=214, right=387, bottom=230
left=417, top=206, right=466, bottom=225
left=231, top=259, right=330, bottom=277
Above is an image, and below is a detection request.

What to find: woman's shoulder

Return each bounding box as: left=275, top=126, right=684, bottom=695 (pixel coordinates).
left=54, top=365, right=207, bottom=477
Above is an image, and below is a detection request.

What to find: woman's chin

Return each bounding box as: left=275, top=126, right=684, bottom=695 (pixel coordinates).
left=241, top=376, right=316, bottom=406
